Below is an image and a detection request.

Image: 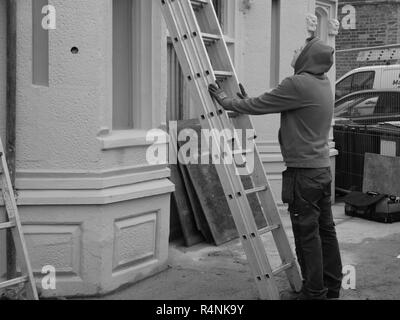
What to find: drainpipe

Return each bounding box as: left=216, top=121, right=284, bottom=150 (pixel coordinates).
left=6, top=0, right=17, bottom=279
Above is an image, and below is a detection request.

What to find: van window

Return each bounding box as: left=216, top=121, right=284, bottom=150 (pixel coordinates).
left=352, top=71, right=375, bottom=91
left=336, top=75, right=353, bottom=99
left=336, top=71, right=375, bottom=99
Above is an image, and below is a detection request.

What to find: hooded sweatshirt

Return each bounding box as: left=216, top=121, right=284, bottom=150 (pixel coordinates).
left=226, top=37, right=335, bottom=168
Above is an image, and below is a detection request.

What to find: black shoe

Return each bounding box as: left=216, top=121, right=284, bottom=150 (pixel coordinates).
left=296, top=291, right=328, bottom=300
left=280, top=291, right=301, bottom=300
left=327, top=292, right=340, bottom=300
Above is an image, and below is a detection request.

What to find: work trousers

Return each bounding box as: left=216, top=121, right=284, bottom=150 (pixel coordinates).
left=282, top=167, right=343, bottom=299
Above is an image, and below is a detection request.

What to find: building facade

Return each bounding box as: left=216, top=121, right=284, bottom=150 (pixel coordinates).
left=336, top=0, right=400, bottom=78
left=0, top=0, right=338, bottom=297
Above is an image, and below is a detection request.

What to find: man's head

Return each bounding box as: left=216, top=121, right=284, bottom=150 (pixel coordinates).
left=291, top=37, right=334, bottom=76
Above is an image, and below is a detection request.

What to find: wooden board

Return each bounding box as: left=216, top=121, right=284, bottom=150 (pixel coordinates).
left=178, top=119, right=267, bottom=246
left=363, top=153, right=400, bottom=196
left=169, top=163, right=204, bottom=246
left=178, top=161, right=214, bottom=243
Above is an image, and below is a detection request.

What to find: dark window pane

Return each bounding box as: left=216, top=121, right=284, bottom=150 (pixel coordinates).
left=213, top=0, right=223, bottom=27
left=336, top=75, right=353, bottom=99
left=351, top=71, right=375, bottom=91
left=376, top=93, right=400, bottom=115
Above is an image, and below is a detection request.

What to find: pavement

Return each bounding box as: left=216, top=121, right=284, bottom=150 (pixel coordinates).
left=85, top=202, right=400, bottom=300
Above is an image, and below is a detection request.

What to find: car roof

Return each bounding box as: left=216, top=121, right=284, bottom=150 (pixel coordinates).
left=336, top=89, right=400, bottom=103
left=336, top=65, right=400, bottom=83
left=350, top=65, right=400, bottom=72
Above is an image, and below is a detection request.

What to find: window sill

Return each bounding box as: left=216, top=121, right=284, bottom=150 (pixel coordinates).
left=99, top=130, right=169, bottom=151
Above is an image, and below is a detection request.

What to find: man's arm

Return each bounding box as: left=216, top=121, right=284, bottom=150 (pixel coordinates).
left=211, top=77, right=304, bottom=115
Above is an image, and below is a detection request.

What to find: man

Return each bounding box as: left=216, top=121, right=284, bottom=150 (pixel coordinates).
left=209, top=37, right=343, bottom=300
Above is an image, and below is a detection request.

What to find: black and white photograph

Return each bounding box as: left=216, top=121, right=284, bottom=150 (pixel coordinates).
left=0, top=0, right=400, bottom=309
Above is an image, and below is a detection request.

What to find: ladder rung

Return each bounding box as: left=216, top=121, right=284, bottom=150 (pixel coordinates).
left=202, top=32, right=222, bottom=44
left=272, top=262, right=295, bottom=276
left=215, top=70, right=233, bottom=79
left=0, top=221, right=16, bottom=230
left=245, top=185, right=268, bottom=196
left=259, top=224, right=280, bottom=235
left=191, top=0, right=208, bottom=9
left=0, top=276, right=29, bottom=290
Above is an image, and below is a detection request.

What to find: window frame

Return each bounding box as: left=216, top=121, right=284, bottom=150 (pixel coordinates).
left=100, top=0, right=166, bottom=150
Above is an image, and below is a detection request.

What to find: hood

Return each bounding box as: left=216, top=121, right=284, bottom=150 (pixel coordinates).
left=294, top=37, right=334, bottom=76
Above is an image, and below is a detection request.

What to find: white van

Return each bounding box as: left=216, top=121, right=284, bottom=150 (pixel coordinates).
left=335, top=65, right=400, bottom=100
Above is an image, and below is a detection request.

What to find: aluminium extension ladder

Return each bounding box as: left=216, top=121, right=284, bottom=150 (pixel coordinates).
left=160, top=0, right=303, bottom=300
left=0, top=138, right=38, bottom=300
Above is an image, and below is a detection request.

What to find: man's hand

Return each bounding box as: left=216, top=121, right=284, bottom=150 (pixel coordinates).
left=208, top=83, right=231, bottom=109
left=237, top=83, right=249, bottom=99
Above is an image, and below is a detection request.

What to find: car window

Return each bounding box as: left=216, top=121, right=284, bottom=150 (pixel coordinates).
left=335, top=94, right=379, bottom=118
left=352, top=71, right=375, bottom=91
left=336, top=75, right=353, bottom=99
left=335, top=97, right=362, bottom=117
left=351, top=96, right=379, bottom=117
left=375, top=92, right=400, bottom=115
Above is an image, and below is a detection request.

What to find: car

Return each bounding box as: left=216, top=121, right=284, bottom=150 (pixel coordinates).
left=334, top=89, right=400, bottom=125
left=335, top=65, right=400, bottom=100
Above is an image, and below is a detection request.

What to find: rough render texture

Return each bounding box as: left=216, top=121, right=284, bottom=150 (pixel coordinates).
left=336, top=0, right=400, bottom=78
left=0, top=0, right=174, bottom=297
left=19, top=193, right=171, bottom=298
left=0, top=0, right=7, bottom=280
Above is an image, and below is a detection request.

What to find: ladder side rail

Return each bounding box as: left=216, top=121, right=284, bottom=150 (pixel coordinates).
left=0, top=140, right=38, bottom=300
left=187, top=1, right=302, bottom=289
left=192, top=0, right=241, bottom=98
left=174, top=1, right=275, bottom=255
left=177, top=1, right=250, bottom=168
left=185, top=1, right=266, bottom=182
left=190, top=0, right=302, bottom=293
left=161, top=1, right=281, bottom=299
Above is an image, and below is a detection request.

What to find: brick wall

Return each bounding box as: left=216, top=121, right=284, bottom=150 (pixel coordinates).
left=336, top=0, right=400, bottom=78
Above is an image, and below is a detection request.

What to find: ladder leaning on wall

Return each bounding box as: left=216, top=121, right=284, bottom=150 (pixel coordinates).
left=159, top=0, right=303, bottom=300
left=0, top=138, right=38, bottom=300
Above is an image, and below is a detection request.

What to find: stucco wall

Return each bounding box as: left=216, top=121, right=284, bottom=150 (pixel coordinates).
left=5, top=0, right=173, bottom=297
left=16, top=0, right=104, bottom=172
left=0, top=0, right=6, bottom=143
left=0, top=0, right=7, bottom=281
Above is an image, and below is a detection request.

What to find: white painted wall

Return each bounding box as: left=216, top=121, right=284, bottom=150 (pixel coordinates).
left=0, top=0, right=7, bottom=281
left=0, top=0, right=6, bottom=143
left=0, top=0, right=173, bottom=297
